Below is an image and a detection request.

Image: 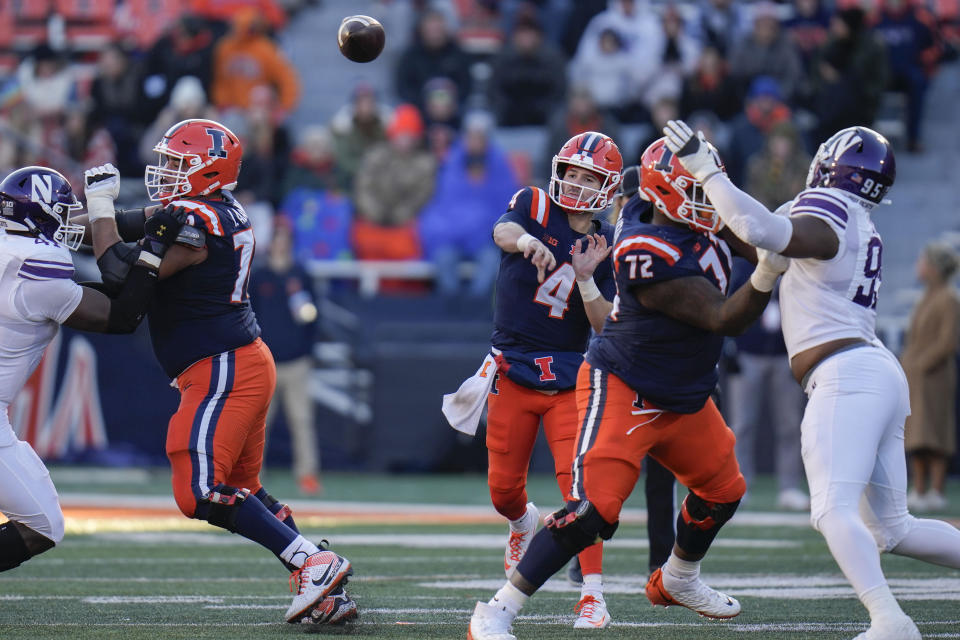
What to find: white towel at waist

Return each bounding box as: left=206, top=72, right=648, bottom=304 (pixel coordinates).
left=441, top=352, right=498, bottom=436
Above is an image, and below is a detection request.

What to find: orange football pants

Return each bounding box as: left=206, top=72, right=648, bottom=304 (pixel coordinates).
left=166, top=338, right=277, bottom=518
left=572, top=362, right=745, bottom=525
left=486, top=372, right=603, bottom=575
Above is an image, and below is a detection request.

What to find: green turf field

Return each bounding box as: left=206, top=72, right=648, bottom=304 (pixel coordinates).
left=0, top=468, right=958, bottom=639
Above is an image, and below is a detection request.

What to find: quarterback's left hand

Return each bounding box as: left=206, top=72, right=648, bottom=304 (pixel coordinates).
left=662, top=120, right=723, bottom=183
left=84, top=163, right=120, bottom=222
left=572, top=234, right=611, bottom=282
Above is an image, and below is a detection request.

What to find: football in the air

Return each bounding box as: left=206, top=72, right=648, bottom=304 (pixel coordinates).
left=338, top=15, right=385, bottom=63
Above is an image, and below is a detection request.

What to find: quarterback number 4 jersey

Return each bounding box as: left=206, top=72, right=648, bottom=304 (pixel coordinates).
left=491, top=186, right=616, bottom=391
left=779, top=187, right=882, bottom=360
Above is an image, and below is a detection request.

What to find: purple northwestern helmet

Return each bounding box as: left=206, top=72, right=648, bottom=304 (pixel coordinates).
left=806, top=126, right=896, bottom=206
left=0, top=166, right=84, bottom=249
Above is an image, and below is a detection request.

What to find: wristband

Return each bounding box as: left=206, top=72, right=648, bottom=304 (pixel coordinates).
left=87, top=196, right=115, bottom=222
left=749, top=266, right=779, bottom=293
left=577, top=277, right=602, bottom=302
left=516, top=233, right=536, bottom=252
left=135, top=250, right=162, bottom=271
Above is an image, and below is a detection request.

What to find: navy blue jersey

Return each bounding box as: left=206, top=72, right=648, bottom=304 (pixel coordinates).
left=492, top=186, right=616, bottom=391
left=148, top=192, right=261, bottom=378
left=587, top=204, right=734, bottom=413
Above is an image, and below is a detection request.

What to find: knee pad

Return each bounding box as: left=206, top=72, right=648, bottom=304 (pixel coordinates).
left=676, top=491, right=740, bottom=557
left=199, top=485, right=251, bottom=533
left=544, top=500, right=618, bottom=555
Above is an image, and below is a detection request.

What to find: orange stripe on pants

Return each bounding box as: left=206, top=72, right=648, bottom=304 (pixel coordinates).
left=166, top=338, right=277, bottom=517
left=573, top=362, right=745, bottom=525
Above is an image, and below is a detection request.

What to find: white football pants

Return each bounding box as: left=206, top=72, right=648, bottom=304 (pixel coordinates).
left=0, top=414, right=64, bottom=543
left=802, top=344, right=960, bottom=598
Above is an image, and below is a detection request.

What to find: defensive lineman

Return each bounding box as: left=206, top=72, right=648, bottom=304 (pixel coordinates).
left=663, top=120, right=960, bottom=640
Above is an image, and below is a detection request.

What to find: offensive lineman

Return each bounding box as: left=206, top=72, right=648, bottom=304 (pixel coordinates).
left=663, top=119, right=960, bottom=640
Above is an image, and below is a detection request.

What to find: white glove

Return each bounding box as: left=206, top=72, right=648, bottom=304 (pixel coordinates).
left=750, top=248, right=790, bottom=292
left=84, top=163, right=120, bottom=222
left=662, top=120, right=724, bottom=183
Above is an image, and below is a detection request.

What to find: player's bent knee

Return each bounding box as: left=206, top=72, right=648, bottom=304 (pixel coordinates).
left=544, top=500, right=618, bottom=555
left=874, top=513, right=917, bottom=552
left=676, top=491, right=740, bottom=556
left=198, top=485, right=251, bottom=533
left=18, top=504, right=65, bottom=544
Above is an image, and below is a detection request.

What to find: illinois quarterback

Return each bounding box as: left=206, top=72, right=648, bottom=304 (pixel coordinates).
left=447, top=131, right=622, bottom=628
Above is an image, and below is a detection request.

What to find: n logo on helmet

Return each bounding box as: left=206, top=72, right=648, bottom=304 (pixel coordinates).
left=206, top=128, right=228, bottom=158
left=30, top=174, right=53, bottom=204
left=824, top=130, right=862, bottom=161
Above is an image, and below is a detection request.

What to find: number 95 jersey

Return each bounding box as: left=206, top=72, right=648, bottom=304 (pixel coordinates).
left=586, top=214, right=733, bottom=414
left=778, top=187, right=883, bottom=360
left=491, top=186, right=616, bottom=391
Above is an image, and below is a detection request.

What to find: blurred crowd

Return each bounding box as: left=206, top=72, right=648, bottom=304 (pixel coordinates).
left=0, top=0, right=957, bottom=299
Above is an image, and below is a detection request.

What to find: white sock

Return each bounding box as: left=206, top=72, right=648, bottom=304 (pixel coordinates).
left=280, top=535, right=321, bottom=569
left=663, top=553, right=700, bottom=583
left=860, top=584, right=906, bottom=623
left=489, top=581, right=528, bottom=616
left=509, top=505, right=534, bottom=532
left=581, top=573, right=603, bottom=597
left=892, top=517, right=960, bottom=568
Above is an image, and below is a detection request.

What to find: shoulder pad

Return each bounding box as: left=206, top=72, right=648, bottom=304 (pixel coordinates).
left=507, top=186, right=551, bottom=227
left=175, top=224, right=206, bottom=248
left=168, top=199, right=225, bottom=237
left=790, top=188, right=850, bottom=230
left=613, top=233, right=682, bottom=266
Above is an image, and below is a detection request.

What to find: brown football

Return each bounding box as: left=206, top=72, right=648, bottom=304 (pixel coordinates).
left=338, top=15, right=385, bottom=63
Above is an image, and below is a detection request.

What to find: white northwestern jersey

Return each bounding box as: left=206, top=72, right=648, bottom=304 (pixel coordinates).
left=0, top=232, right=82, bottom=409
left=779, top=187, right=882, bottom=360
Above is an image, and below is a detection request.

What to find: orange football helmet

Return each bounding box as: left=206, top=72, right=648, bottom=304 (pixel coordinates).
left=144, top=119, right=243, bottom=202
left=549, top=131, right=622, bottom=212
left=639, top=136, right=724, bottom=233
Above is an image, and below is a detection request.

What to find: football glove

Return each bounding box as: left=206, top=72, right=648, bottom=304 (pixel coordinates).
left=662, top=120, right=724, bottom=183
left=750, top=248, right=790, bottom=292
left=83, top=163, right=121, bottom=222
left=142, top=205, right=189, bottom=261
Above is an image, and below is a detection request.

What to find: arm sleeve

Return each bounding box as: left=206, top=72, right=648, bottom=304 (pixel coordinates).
left=16, top=278, right=84, bottom=324
left=702, top=173, right=793, bottom=252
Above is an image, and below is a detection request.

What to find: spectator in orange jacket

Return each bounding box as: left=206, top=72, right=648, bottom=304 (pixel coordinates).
left=211, top=9, right=300, bottom=116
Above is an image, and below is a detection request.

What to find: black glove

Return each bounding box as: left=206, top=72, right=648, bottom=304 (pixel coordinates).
left=142, top=205, right=189, bottom=258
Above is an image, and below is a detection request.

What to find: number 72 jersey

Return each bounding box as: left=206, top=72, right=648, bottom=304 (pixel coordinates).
left=586, top=218, right=733, bottom=414
left=491, top=187, right=616, bottom=391
left=148, top=192, right=261, bottom=379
